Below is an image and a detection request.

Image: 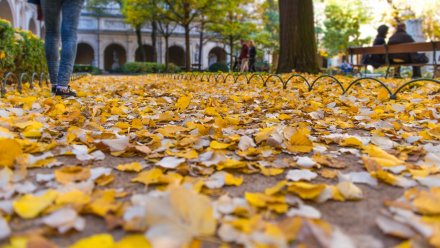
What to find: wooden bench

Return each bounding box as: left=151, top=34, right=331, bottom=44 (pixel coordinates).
left=348, top=41, right=440, bottom=78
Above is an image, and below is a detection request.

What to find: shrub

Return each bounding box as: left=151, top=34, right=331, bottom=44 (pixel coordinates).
left=0, top=19, right=46, bottom=75
left=0, top=19, right=17, bottom=74
left=14, top=30, right=47, bottom=74
left=209, top=62, right=229, bottom=72
left=121, top=62, right=180, bottom=74
left=74, top=64, right=101, bottom=74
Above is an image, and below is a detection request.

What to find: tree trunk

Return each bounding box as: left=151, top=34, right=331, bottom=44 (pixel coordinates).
left=136, top=26, right=146, bottom=62
left=165, top=35, right=169, bottom=72
left=184, top=24, right=191, bottom=71
left=151, top=21, right=158, bottom=62
left=229, top=36, right=234, bottom=71
left=277, top=0, right=320, bottom=74
left=198, top=21, right=204, bottom=71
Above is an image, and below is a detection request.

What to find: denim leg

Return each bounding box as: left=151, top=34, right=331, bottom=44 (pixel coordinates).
left=57, top=0, right=84, bottom=87
left=41, top=0, right=62, bottom=86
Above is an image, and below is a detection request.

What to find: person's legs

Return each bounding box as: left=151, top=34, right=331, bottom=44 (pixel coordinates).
left=57, top=0, right=84, bottom=87
left=240, top=59, right=249, bottom=72
left=41, top=0, right=62, bottom=87
left=412, top=66, right=422, bottom=78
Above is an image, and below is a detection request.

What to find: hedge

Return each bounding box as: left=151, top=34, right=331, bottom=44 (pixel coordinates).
left=0, top=18, right=47, bottom=75
left=120, top=62, right=181, bottom=74
left=209, top=62, right=229, bottom=72
left=74, top=64, right=101, bottom=74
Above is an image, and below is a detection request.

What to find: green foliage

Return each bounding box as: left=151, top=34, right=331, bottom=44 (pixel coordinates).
left=254, top=0, right=279, bottom=51
left=14, top=30, right=47, bottom=74
left=122, top=0, right=156, bottom=28
left=0, top=19, right=17, bottom=74
left=322, top=0, right=372, bottom=56
left=121, top=62, right=180, bottom=73
left=0, top=19, right=46, bottom=75
left=208, top=62, right=229, bottom=72
left=74, top=64, right=102, bottom=74
left=208, top=0, right=256, bottom=44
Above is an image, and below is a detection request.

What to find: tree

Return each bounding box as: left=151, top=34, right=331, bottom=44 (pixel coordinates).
left=122, top=0, right=160, bottom=62
left=208, top=0, right=256, bottom=69
left=161, top=0, right=211, bottom=71
left=254, top=0, right=279, bottom=70
left=155, top=3, right=178, bottom=71
left=195, top=3, right=224, bottom=70
left=277, top=0, right=320, bottom=74
left=321, top=0, right=371, bottom=57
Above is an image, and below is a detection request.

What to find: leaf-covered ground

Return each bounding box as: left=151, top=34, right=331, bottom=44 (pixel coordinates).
left=0, top=74, right=440, bottom=248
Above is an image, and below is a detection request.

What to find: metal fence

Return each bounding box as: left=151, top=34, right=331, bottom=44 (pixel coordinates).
left=160, top=72, right=440, bottom=100
left=0, top=72, right=88, bottom=98
left=1, top=71, right=439, bottom=100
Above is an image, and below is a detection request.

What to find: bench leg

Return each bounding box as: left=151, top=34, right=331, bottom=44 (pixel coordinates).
left=385, top=66, right=391, bottom=79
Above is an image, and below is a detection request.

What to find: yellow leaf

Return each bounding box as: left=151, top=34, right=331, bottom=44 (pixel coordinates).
left=287, top=182, right=326, bottom=200
left=114, top=235, right=151, bottom=248
left=13, top=190, right=58, bottom=219
left=245, top=192, right=287, bottom=213
left=132, top=168, right=183, bottom=186
left=69, top=234, right=114, bottom=248
left=286, top=128, right=313, bottom=153
left=413, top=188, right=440, bottom=215
left=55, top=190, right=91, bottom=207
left=363, top=145, right=404, bottom=167
left=210, top=141, right=232, bottom=150
left=205, top=107, right=220, bottom=116
left=54, top=166, right=91, bottom=184
left=0, top=138, right=22, bottom=167
left=278, top=114, right=292, bottom=120
left=224, top=173, right=243, bottom=186
left=265, top=181, right=287, bottom=195
left=170, top=187, right=217, bottom=236
left=176, top=95, right=191, bottom=111
left=116, top=162, right=143, bottom=172
left=340, top=137, right=363, bottom=148
left=254, top=127, right=275, bottom=144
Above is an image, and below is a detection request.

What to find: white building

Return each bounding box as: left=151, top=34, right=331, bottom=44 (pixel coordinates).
left=76, top=7, right=228, bottom=71
left=0, top=0, right=41, bottom=36
left=0, top=0, right=229, bottom=71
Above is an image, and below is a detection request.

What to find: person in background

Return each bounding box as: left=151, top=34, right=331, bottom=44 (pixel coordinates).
left=388, top=23, right=427, bottom=78
left=239, top=40, right=249, bottom=72
left=340, top=59, right=353, bottom=75
left=28, top=0, right=84, bottom=97
left=248, top=40, right=257, bottom=72
left=362, top=25, right=389, bottom=68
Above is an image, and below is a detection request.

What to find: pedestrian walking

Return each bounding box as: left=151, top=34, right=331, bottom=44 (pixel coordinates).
left=248, top=41, right=257, bottom=72
left=28, top=0, right=84, bottom=97
left=239, top=40, right=249, bottom=72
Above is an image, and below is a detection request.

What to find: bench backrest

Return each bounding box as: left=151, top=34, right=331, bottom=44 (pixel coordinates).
left=349, top=41, right=440, bottom=55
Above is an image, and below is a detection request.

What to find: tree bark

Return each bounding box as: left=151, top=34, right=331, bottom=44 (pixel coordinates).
left=135, top=26, right=146, bottom=62
left=151, top=21, right=158, bottom=62
left=184, top=24, right=191, bottom=71
left=165, top=35, right=169, bottom=71
left=198, top=20, right=204, bottom=71
left=229, top=35, right=234, bottom=71
left=277, top=0, right=320, bottom=74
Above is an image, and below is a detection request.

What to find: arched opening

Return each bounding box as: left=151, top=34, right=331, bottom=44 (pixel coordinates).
left=166, top=45, right=185, bottom=68
left=28, top=18, right=38, bottom=35
left=75, top=43, right=95, bottom=65
left=104, top=44, right=126, bottom=71
left=40, top=25, right=46, bottom=39
left=208, top=47, right=227, bottom=66
left=0, top=0, right=14, bottom=26
left=135, top=45, right=156, bottom=62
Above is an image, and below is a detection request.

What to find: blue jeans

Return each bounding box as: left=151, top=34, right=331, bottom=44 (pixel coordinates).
left=41, top=0, right=84, bottom=87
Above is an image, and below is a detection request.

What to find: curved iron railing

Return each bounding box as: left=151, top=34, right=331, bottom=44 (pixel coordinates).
left=160, top=72, right=440, bottom=100
left=2, top=71, right=439, bottom=100
left=0, top=72, right=88, bottom=97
